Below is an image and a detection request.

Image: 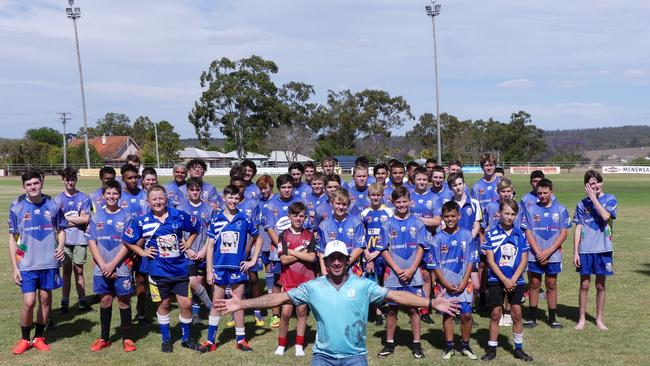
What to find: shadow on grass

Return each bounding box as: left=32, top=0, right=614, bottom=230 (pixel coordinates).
left=556, top=303, right=595, bottom=324
left=634, top=263, right=650, bottom=277
left=46, top=318, right=95, bottom=344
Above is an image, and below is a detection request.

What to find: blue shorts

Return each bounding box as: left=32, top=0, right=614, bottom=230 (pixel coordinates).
left=577, top=252, right=614, bottom=276
left=386, top=285, right=423, bottom=307
left=213, top=268, right=248, bottom=286
left=93, top=275, right=134, bottom=297
left=268, top=260, right=282, bottom=274
left=148, top=275, right=190, bottom=302
left=312, top=353, right=368, bottom=366
left=20, top=268, right=63, bottom=293
left=248, top=251, right=270, bottom=273
left=439, top=301, right=473, bottom=315
left=528, top=261, right=562, bottom=275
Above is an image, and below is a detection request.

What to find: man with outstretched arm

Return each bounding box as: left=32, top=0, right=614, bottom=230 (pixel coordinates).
left=215, top=240, right=460, bottom=366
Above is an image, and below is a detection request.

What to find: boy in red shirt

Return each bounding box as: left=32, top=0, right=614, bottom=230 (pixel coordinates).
left=276, top=201, right=318, bottom=357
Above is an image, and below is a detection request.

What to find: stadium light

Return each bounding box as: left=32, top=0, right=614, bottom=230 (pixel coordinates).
left=66, top=0, right=91, bottom=168
left=425, top=0, right=443, bottom=164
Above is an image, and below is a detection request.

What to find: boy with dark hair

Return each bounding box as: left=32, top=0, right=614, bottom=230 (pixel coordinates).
left=376, top=186, right=427, bottom=359
left=573, top=170, right=617, bottom=331
left=91, top=166, right=116, bottom=211
left=86, top=180, right=136, bottom=352
left=55, top=167, right=92, bottom=314
left=472, top=153, right=500, bottom=208
left=164, top=163, right=188, bottom=208
left=404, top=161, right=420, bottom=191
left=9, top=171, right=67, bottom=355
left=520, top=170, right=545, bottom=210
left=384, top=162, right=406, bottom=206
left=289, top=162, right=311, bottom=201
left=241, top=159, right=261, bottom=200
left=373, top=162, right=389, bottom=186
left=521, top=178, right=571, bottom=329
left=275, top=201, right=318, bottom=356
left=425, top=158, right=437, bottom=182
left=303, top=161, right=316, bottom=186
left=448, top=160, right=462, bottom=175
left=183, top=158, right=221, bottom=210
left=430, top=201, right=479, bottom=360
left=141, top=167, right=158, bottom=192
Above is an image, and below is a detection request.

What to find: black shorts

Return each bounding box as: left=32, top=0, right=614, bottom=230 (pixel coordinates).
left=488, top=283, right=525, bottom=306
left=188, top=260, right=207, bottom=277
left=148, top=275, right=190, bottom=302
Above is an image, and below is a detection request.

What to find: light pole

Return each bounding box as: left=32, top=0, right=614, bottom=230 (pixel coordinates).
left=66, top=0, right=91, bottom=169
left=154, top=122, right=160, bottom=168
left=425, top=1, right=442, bottom=164
left=58, top=112, right=71, bottom=168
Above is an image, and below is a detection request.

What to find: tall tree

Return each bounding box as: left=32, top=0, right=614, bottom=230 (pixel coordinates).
left=188, top=55, right=280, bottom=161
left=85, top=112, right=132, bottom=137
left=132, top=116, right=154, bottom=148
left=25, top=127, right=64, bottom=148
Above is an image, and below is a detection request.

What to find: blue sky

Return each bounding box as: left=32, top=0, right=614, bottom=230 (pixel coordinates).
left=1, top=0, right=648, bottom=139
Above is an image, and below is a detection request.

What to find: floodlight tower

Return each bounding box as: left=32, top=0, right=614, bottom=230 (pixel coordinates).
left=66, top=0, right=91, bottom=168
left=425, top=1, right=442, bottom=164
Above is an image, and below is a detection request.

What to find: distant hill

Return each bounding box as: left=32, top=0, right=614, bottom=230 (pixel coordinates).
left=544, top=125, right=650, bottom=150
left=179, top=138, right=226, bottom=150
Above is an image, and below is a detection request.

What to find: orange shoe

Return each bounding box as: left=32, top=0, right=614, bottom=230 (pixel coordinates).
left=123, top=339, right=136, bottom=352
left=31, top=337, right=51, bottom=351
left=236, top=339, right=253, bottom=352
left=12, top=339, right=31, bottom=355
left=90, top=338, right=111, bottom=352
left=201, top=341, right=217, bottom=353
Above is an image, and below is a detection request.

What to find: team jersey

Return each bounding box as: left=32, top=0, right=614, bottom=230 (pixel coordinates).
left=8, top=196, right=67, bottom=271
left=305, top=192, right=327, bottom=228
left=90, top=187, right=105, bottom=212
left=347, top=185, right=371, bottom=218
left=409, top=189, right=442, bottom=223
left=481, top=201, right=523, bottom=230
left=382, top=184, right=397, bottom=207
left=428, top=228, right=478, bottom=301
left=472, top=177, right=500, bottom=207
left=54, top=190, right=92, bottom=245
left=278, top=228, right=317, bottom=289
left=454, top=196, right=482, bottom=234
left=343, top=176, right=377, bottom=191
left=293, top=181, right=312, bottom=203
left=85, top=208, right=132, bottom=277
left=482, top=224, right=529, bottom=285
left=431, top=184, right=454, bottom=204
left=244, top=182, right=261, bottom=201
left=207, top=209, right=259, bottom=269
left=179, top=181, right=220, bottom=207
left=376, top=214, right=427, bottom=287
left=164, top=181, right=187, bottom=208
left=257, top=194, right=275, bottom=253
left=521, top=199, right=571, bottom=263
left=177, top=200, right=212, bottom=253
left=314, top=200, right=334, bottom=228
left=360, top=206, right=393, bottom=253
left=119, top=188, right=149, bottom=217
left=317, top=215, right=366, bottom=254
left=519, top=191, right=538, bottom=211
left=122, top=207, right=200, bottom=277
left=573, top=193, right=618, bottom=254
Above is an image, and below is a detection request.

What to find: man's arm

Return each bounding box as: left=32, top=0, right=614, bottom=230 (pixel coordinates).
left=385, top=289, right=460, bottom=316
left=214, top=291, right=292, bottom=314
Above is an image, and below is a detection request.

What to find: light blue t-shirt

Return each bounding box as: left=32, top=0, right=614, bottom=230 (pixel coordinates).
left=287, top=275, right=388, bottom=358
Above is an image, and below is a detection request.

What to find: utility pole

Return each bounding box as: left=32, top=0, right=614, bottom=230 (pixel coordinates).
left=154, top=122, right=160, bottom=169
left=425, top=1, right=443, bottom=164
left=57, top=112, right=72, bottom=168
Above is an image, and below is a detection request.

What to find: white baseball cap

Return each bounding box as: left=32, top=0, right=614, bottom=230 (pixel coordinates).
left=324, top=240, right=349, bottom=258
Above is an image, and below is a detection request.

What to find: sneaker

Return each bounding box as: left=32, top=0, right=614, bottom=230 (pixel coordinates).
left=123, top=339, right=137, bottom=352
left=78, top=301, right=93, bottom=312
left=377, top=343, right=395, bottom=357
left=513, top=348, right=534, bottom=361
left=161, top=340, right=173, bottom=353
left=539, top=291, right=546, bottom=300
left=254, top=314, right=265, bottom=327
left=226, top=320, right=236, bottom=328
left=236, top=340, right=253, bottom=352
left=498, top=315, right=506, bottom=327
left=442, top=348, right=455, bottom=360
left=420, top=313, right=435, bottom=325
left=295, top=345, right=306, bottom=357
left=12, top=339, right=31, bottom=355
left=412, top=344, right=425, bottom=359
left=461, top=347, right=478, bottom=360
left=523, top=319, right=537, bottom=328
left=31, top=337, right=51, bottom=351
left=481, top=346, right=497, bottom=361
left=90, top=338, right=111, bottom=352
left=503, top=313, right=512, bottom=326
left=270, top=315, right=280, bottom=328
left=549, top=320, right=563, bottom=329
left=182, top=339, right=207, bottom=353
left=274, top=345, right=285, bottom=355
left=137, top=316, right=152, bottom=328
left=201, top=341, right=218, bottom=353
left=59, top=303, right=69, bottom=315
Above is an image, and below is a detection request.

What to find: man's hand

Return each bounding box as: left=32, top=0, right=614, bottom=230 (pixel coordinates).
left=214, top=291, right=242, bottom=315
left=432, top=289, right=461, bottom=317
left=12, top=269, right=22, bottom=286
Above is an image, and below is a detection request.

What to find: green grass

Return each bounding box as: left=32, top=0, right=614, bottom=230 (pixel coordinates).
left=0, top=173, right=649, bottom=365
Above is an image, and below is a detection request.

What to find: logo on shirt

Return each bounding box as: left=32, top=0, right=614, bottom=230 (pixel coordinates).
left=410, top=227, right=417, bottom=238
left=380, top=215, right=388, bottom=222
left=120, top=201, right=128, bottom=208
left=479, top=189, right=485, bottom=195
left=125, top=227, right=134, bottom=238
left=347, top=228, right=354, bottom=239
left=441, top=244, right=449, bottom=254
left=97, top=221, right=105, bottom=230
left=533, top=214, right=541, bottom=223
left=328, top=231, right=337, bottom=240
left=346, top=289, right=357, bottom=298
left=44, top=210, right=51, bottom=220
left=116, top=222, right=124, bottom=231
left=552, top=213, right=560, bottom=223
left=23, top=213, right=31, bottom=221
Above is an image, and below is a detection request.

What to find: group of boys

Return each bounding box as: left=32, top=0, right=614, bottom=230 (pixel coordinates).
left=8, top=153, right=617, bottom=363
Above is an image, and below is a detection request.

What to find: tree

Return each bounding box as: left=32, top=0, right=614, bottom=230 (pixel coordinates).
left=68, top=143, right=102, bottom=165
left=188, top=55, right=280, bottom=161
left=25, top=127, right=64, bottom=148
left=500, top=111, right=546, bottom=162
left=84, top=112, right=132, bottom=137
left=132, top=116, right=154, bottom=148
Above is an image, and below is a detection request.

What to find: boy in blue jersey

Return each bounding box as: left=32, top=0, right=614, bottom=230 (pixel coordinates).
left=9, top=171, right=67, bottom=355
left=519, top=170, right=545, bottom=210
left=320, top=156, right=337, bottom=176
left=305, top=172, right=327, bottom=227
left=177, top=177, right=214, bottom=324
left=86, top=180, right=136, bottom=352
left=425, top=158, right=437, bottom=183
left=122, top=185, right=205, bottom=353
left=141, top=167, right=159, bottom=193
left=472, top=153, right=500, bottom=208
left=383, top=162, right=406, bottom=206
left=241, top=159, right=261, bottom=200
left=360, top=182, right=393, bottom=326
left=314, top=173, right=341, bottom=228
left=317, top=188, right=366, bottom=276
left=256, top=175, right=278, bottom=295
left=373, top=162, right=389, bottom=186
left=376, top=186, right=427, bottom=359
left=521, top=178, right=570, bottom=329
left=481, top=199, right=533, bottom=362
left=289, top=162, right=312, bottom=202
left=573, top=170, right=617, bottom=331
left=430, top=201, right=479, bottom=360
left=90, top=166, right=116, bottom=211
left=204, top=185, right=262, bottom=352
left=430, top=165, right=453, bottom=203
left=164, top=163, right=188, bottom=208
left=303, top=161, right=316, bottom=186
left=347, top=164, right=371, bottom=218
left=55, top=167, right=92, bottom=314
left=182, top=159, right=221, bottom=210
left=410, top=166, right=442, bottom=325
left=403, top=161, right=419, bottom=191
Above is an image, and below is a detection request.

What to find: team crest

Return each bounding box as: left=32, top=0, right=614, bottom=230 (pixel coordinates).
left=273, top=208, right=279, bottom=216
left=116, top=222, right=124, bottom=230
left=346, top=289, right=357, bottom=298
left=426, top=200, right=433, bottom=209
left=533, top=214, right=541, bottom=222
left=465, top=208, right=473, bottom=215
left=380, top=215, right=388, bottom=222
left=441, top=244, right=449, bottom=254
left=389, top=229, right=397, bottom=238
left=409, top=227, right=417, bottom=238
left=461, top=240, right=467, bottom=251
left=479, top=189, right=485, bottom=195
left=23, top=213, right=31, bottom=221
left=44, top=210, right=51, bottom=220
left=122, top=278, right=132, bottom=290
left=552, top=213, right=560, bottom=223
left=124, top=227, right=134, bottom=238
left=97, top=221, right=105, bottom=230
left=346, top=228, right=354, bottom=239
left=120, top=201, right=128, bottom=208
left=328, top=231, right=336, bottom=240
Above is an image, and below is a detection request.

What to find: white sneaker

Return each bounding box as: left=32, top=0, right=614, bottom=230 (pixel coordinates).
left=295, top=345, right=306, bottom=357
left=503, top=313, right=513, bottom=326
left=499, top=315, right=507, bottom=327
left=274, top=346, right=285, bottom=355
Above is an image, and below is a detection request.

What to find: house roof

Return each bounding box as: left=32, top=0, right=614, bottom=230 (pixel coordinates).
left=178, top=147, right=229, bottom=159
left=69, top=136, right=140, bottom=160
left=268, top=151, right=313, bottom=163
left=223, top=151, right=269, bottom=159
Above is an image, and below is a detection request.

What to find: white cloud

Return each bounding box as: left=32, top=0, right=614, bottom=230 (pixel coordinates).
left=623, top=69, right=646, bottom=78
left=496, top=79, right=535, bottom=89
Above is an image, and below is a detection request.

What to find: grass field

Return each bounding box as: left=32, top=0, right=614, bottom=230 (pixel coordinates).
left=0, top=173, right=648, bottom=365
